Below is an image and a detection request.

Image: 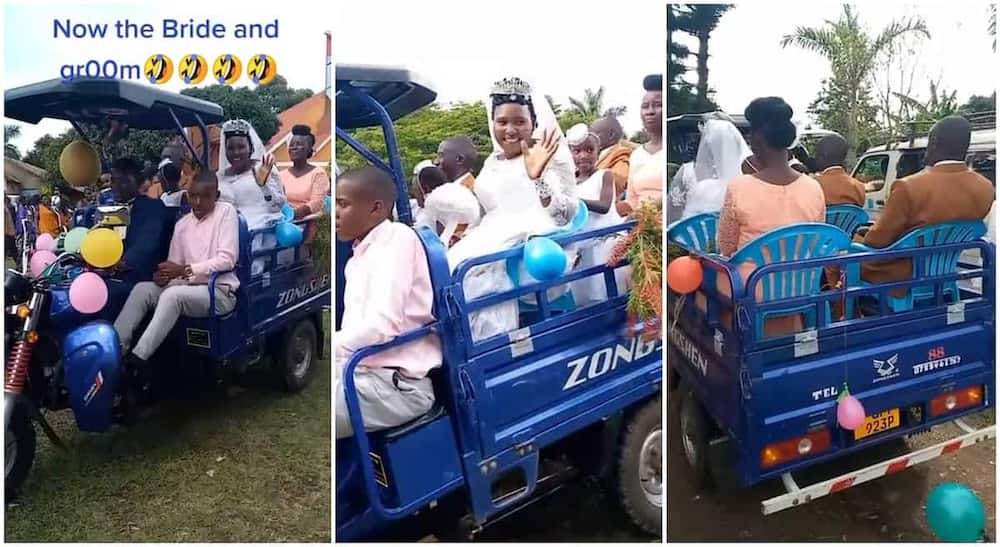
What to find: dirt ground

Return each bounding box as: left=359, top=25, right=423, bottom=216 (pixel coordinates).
left=666, top=406, right=995, bottom=542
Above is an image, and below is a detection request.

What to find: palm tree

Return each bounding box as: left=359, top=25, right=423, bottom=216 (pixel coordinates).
left=781, top=4, right=930, bottom=160
left=989, top=4, right=996, bottom=52
left=685, top=4, right=732, bottom=110
left=4, top=124, right=21, bottom=160
left=567, top=87, right=627, bottom=120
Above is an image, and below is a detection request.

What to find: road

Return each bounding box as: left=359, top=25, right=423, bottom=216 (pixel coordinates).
left=666, top=408, right=995, bottom=542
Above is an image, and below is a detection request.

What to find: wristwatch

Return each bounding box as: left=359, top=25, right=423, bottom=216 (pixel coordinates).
left=184, top=265, right=194, bottom=278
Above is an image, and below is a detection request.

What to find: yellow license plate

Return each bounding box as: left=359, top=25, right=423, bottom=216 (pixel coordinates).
left=854, top=408, right=900, bottom=440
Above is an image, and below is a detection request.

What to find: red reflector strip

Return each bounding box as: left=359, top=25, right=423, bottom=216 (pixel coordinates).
left=886, top=459, right=909, bottom=474
left=830, top=477, right=856, bottom=493
left=942, top=440, right=962, bottom=454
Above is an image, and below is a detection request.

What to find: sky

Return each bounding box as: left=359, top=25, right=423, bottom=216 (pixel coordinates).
left=332, top=0, right=665, bottom=134
left=673, top=2, right=996, bottom=128
left=3, top=2, right=329, bottom=155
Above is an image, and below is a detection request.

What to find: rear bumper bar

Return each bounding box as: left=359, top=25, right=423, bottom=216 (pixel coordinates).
left=761, top=419, right=995, bottom=515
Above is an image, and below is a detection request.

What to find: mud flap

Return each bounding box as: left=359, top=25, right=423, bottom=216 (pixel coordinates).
left=707, top=435, right=739, bottom=490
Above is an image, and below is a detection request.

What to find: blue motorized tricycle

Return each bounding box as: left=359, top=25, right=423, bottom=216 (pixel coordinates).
left=4, top=78, right=331, bottom=500
left=335, top=65, right=662, bottom=540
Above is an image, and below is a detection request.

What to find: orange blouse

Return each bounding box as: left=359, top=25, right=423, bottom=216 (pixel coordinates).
left=281, top=167, right=331, bottom=215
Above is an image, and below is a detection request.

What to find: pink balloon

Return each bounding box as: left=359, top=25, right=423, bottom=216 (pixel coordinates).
left=29, top=250, right=57, bottom=277
left=837, top=394, right=867, bottom=430
left=68, top=272, right=108, bottom=314
left=35, top=233, right=55, bottom=252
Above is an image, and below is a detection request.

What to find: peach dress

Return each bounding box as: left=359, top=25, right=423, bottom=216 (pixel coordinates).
left=715, top=174, right=825, bottom=336
left=625, top=149, right=664, bottom=210
left=281, top=167, right=331, bottom=215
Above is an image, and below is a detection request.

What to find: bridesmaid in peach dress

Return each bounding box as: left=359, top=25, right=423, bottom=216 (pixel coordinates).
left=715, top=97, right=825, bottom=336
left=280, top=125, right=331, bottom=245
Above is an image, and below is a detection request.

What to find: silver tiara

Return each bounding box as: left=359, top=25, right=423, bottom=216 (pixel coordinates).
left=490, top=76, right=532, bottom=98
left=222, top=119, right=252, bottom=135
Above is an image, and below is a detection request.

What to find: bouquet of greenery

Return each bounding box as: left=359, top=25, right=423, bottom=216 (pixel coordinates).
left=608, top=200, right=662, bottom=339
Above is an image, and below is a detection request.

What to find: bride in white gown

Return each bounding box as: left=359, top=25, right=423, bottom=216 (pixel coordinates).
left=447, top=77, right=578, bottom=341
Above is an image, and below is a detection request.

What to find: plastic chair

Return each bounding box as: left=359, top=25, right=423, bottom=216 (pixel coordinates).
left=667, top=212, right=719, bottom=253
left=847, top=220, right=987, bottom=312
left=730, top=223, right=851, bottom=339
left=825, top=204, right=869, bottom=236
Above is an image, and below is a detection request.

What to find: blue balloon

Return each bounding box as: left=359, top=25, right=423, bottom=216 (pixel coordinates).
left=281, top=203, right=295, bottom=222
left=276, top=222, right=304, bottom=247
left=927, top=482, right=985, bottom=542
left=523, top=237, right=566, bottom=281
left=324, top=195, right=332, bottom=214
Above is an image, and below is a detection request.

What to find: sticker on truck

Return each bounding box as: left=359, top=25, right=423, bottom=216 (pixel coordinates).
left=562, top=336, right=660, bottom=391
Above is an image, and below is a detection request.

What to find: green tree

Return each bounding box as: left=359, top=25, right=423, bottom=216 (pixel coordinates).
left=958, top=93, right=996, bottom=116
left=685, top=4, right=732, bottom=110
left=181, top=84, right=281, bottom=142
left=667, top=5, right=696, bottom=115
left=336, top=102, right=491, bottom=190
left=5, top=124, right=21, bottom=160
left=893, top=80, right=959, bottom=125
left=781, top=4, right=930, bottom=161
left=255, top=74, right=315, bottom=114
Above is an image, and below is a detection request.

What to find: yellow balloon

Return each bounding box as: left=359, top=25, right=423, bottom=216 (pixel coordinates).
left=59, top=140, right=101, bottom=187
left=80, top=228, right=123, bottom=268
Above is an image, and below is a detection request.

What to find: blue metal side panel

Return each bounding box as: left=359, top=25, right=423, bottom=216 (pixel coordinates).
left=468, top=306, right=662, bottom=455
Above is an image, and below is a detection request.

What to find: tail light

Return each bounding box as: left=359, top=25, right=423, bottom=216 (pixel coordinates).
left=761, top=429, right=832, bottom=469
left=930, top=386, right=983, bottom=417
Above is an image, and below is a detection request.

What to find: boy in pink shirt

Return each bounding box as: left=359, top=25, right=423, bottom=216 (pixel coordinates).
left=114, top=171, right=239, bottom=397
left=335, top=166, right=441, bottom=438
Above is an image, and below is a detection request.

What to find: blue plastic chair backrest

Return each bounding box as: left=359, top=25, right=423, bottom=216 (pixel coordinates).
left=826, top=204, right=869, bottom=236
left=730, top=223, right=851, bottom=302
left=890, top=220, right=987, bottom=279
left=667, top=212, right=719, bottom=253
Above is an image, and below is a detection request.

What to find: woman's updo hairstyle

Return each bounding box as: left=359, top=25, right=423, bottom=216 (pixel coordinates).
left=490, top=76, right=537, bottom=128
left=744, top=97, right=797, bottom=149
left=291, top=124, right=315, bottom=154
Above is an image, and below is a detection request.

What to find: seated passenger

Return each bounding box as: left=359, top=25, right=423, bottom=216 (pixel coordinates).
left=103, top=158, right=173, bottom=319
left=623, top=74, right=663, bottom=217
left=334, top=166, right=439, bottom=438
left=280, top=125, right=331, bottom=221
left=566, top=124, right=627, bottom=305
left=217, top=119, right=287, bottom=276
left=859, top=116, right=993, bottom=302
left=712, top=97, right=825, bottom=335
left=114, top=172, right=239, bottom=390
left=158, top=158, right=189, bottom=212
left=681, top=119, right=751, bottom=220
left=589, top=116, right=633, bottom=199
left=813, top=134, right=865, bottom=207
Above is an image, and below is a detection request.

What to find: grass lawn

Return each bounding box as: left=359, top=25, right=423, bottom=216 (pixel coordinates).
left=5, top=314, right=332, bottom=542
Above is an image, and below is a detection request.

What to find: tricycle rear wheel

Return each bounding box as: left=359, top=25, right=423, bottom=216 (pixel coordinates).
left=5, top=402, right=36, bottom=501
left=617, top=397, right=662, bottom=536
left=678, top=383, right=711, bottom=489
left=274, top=318, right=317, bottom=392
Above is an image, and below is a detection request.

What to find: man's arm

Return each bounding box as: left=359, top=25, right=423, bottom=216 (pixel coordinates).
left=863, top=180, right=912, bottom=248
left=335, top=230, right=419, bottom=358
left=122, top=200, right=168, bottom=276
left=189, top=206, right=239, bottom=280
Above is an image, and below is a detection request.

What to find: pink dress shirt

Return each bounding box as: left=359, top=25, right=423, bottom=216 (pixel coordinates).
left=335, top=220, right=442, bottom=378
left=168, top=201, right=240, bottom=292
left=281, top=167, right=331, bottom=215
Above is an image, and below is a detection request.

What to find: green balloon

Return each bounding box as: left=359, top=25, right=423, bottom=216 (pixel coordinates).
left=927, top=482, right=985, bottom=542
left=64, top=227, right=88, bottom=254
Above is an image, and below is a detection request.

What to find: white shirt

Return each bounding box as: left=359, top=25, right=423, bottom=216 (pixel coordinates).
left=217, top=168, right=286, bottom=230
left=934, top=160, right=966, bottom=167
left=336, top=220, right=442, bottom=378
left=161, top=191, right=185, bottom=207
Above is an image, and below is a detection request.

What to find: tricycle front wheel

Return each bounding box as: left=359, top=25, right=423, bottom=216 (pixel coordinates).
left=273, top=318, right=317, bottom=392
left=5, top=402, right=36, bottom=501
